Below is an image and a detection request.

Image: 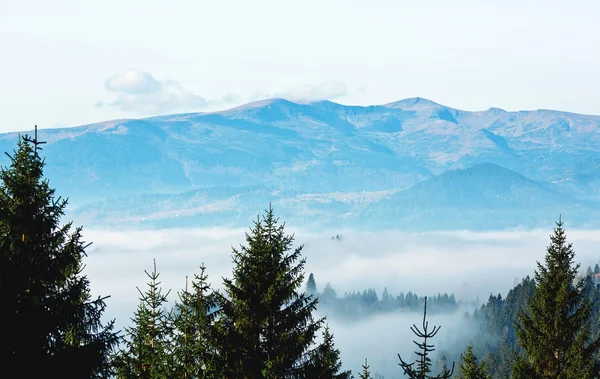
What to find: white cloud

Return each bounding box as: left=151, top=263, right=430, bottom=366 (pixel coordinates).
left=100, top=70, right=355, bottom=115
left=105, top=69, right=163, bottom=94
left=102, top=69, right=208, bottom=115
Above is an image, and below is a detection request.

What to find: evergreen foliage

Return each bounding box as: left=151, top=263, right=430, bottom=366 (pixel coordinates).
left=456, top=344, right=490, bottom=379
left=212, top=205, right=323, bottom=378
left=303, top=324, right=353, bottom=378
left=171, top=264, right=217, bottom=378
left=114, top=259, right=173, bottom=378
left=0, top=130, right=118, bottom=377
left=397, top=296, right=455, bottom=379
left=512, top=217, right=600, bottom=378
left=471, top=276, right=535, bottom=379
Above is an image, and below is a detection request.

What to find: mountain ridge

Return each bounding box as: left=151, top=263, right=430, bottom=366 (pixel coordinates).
left=2, top=97, right=600, bottom=230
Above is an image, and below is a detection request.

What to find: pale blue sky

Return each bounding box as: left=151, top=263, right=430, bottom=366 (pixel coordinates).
left=0, top=0, right=598, bottom=132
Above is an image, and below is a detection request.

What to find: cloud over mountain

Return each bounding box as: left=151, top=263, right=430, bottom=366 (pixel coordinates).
left=100, top=70, right=351, bottom=114
left=102, top=69, right=207, bottom=114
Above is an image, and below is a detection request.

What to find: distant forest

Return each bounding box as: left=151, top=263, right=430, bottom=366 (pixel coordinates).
left=3, top=131, right=600, bottom=378
left=307, top=275, right=460, bottom=320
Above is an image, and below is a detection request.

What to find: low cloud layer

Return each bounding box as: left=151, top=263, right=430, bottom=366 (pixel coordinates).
left=82, top=226, right=600, bottom=377
left=98, top=69, right=353, bottom=115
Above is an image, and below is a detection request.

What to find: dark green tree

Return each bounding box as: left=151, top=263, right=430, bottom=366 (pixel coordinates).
left=456, top=345, right=489, bottom=379
left=303, top=324, right=353, bottom=378
left=306, top=272, right=318, bottom=296
left=594, top=263, right=600, bottom=275
left=213, top=205, right=323, bottom=378
left=171, top=263, right=217, bottom=378
left=114, top=259, right=173, bottom=378
left=359, top=358, right=373, bottom=379
left=512, top=217, right=600, bottom=378
left=397, top=297, right=455, bottom=379
left=0, top=129, right=118, bottom=377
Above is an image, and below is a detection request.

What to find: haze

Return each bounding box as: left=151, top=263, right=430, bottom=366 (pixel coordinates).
left=83, top=225, right=600, bottom=378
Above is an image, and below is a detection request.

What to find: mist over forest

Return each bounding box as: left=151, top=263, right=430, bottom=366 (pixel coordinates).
left=83, top=225, right=600, bottom=378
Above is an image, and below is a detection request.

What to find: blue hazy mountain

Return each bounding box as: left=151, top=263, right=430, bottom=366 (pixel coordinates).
left=1, top=97, right=600, bottom=230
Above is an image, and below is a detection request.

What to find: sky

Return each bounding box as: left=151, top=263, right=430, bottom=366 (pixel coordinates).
left=83, top=225, right=600, bottom=377
left=1, top=0, right=599, bottom=133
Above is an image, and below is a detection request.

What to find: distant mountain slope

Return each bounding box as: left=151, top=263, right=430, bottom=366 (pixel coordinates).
left=363, top=163, right=598, bottom=230
left=1, top=98, right=600, bottom=230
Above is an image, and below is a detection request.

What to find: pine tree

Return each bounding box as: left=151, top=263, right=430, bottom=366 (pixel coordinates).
left=397, top=297, right=455, bottom=379
left=303, top=324, right=353, bottom=378
left=114, top=259, right=173, bottom=378
left=512, top=217, right=600, bottom=378
left=306, top=272, right=318, bottom=296
left=456, top=345, right=489, bottom=379
left=359, top=358, right=373, bottom=379
left=213, top=205, right=323, bottom=378
left=0, top=129, right=118, bottom=377
left=594, top=263, right=600, bottom=275
left=171, top=263, right=217, bottom=378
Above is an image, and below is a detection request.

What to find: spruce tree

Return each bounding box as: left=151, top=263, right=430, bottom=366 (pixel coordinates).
left=512, top=217, right=600, bottom=378
left=359, top=358, right=373, bottom=379
left=397, top=297, right=455, bottom=379
left=213, top=205, right=323, bottom=378
left=114, top=259, right=173, bottom=378
left=303, top=324, right=353, bottom=378
left=306, top=272, right=318, bottom=296
left=171, top=264, right=217, bottom=378
left=456, top=345, right=489, bottom=379
left=0, top=129, right=118, bottom=377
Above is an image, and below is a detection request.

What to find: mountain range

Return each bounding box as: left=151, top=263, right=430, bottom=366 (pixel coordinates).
left=2, top=97, right=600, bottom=231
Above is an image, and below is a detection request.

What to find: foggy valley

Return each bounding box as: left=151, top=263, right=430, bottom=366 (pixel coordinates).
left=84, top=226, right=600, bottom=378
left=3, top=1, right=600, bottom=377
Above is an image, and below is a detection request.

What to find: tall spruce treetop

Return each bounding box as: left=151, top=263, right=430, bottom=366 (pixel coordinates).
left=512, top=217, right=600, bottom=378
left=0, top=129, right=118, bottom=377
left=214, top=205, right=323, bottom=378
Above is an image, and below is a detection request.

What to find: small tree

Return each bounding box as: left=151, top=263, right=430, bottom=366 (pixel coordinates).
left=359, top=358, right=373, bottom=379
left=171, top=263, right=217, bottom=378
left=456, top=344, right=489, bottom=379
left=306, top=272, right=318, bottom=296
left=114, top=260, right=173, bottom=378
left=304, top=324, right=353, bottom=378
left=398, top=297, right=455, bottom=379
